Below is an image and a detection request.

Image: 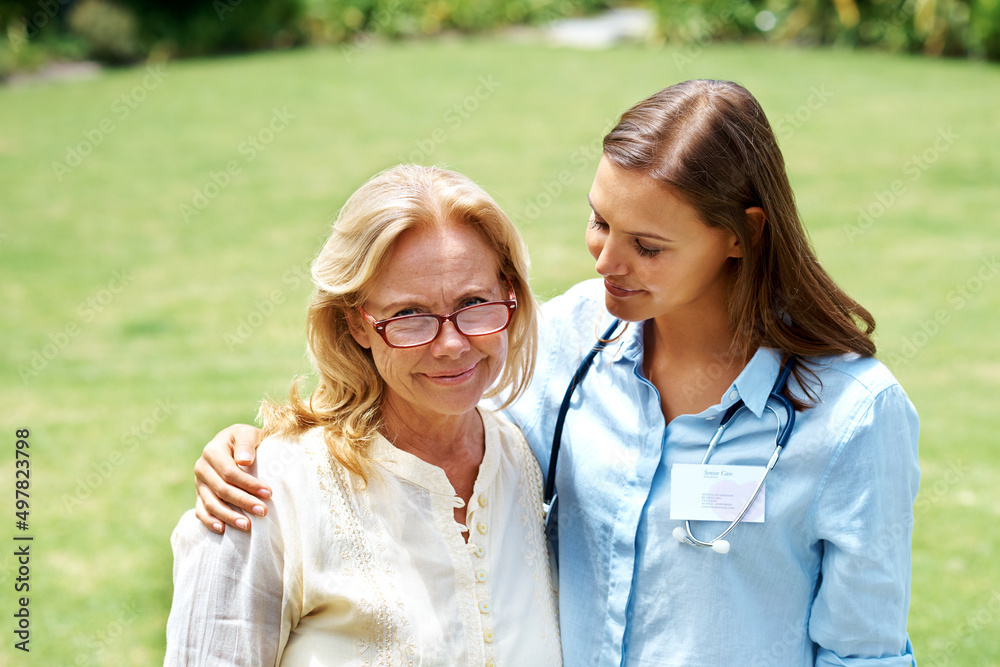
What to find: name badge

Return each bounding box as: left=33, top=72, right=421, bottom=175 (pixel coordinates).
left=669, top=464, right=766, bottom=523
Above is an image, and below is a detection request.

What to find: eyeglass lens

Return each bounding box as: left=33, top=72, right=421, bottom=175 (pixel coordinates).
left=383, top=303, right=511, bottom=346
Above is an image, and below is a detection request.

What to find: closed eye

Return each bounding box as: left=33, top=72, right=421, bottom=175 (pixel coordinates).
left=589, top=216, right=608, bottom=231
left=633, top=238, right=660, bottom=258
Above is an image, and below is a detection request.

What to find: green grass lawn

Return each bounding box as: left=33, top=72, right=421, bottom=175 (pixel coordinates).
left=2, top=37, right=998, bottom=664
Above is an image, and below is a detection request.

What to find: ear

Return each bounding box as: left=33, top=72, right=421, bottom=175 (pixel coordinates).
left=730, top=206, right=766, bottom=258
left=745, top=206, right=766, bottom=244
left=345, top=309, right=372, bottom=350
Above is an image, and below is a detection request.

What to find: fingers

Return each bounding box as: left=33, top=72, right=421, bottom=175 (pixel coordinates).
left=202, top=426, right=272, bottom=500
left=231, top=423, right=263, bottom=467
left=194, top=495, right=225, bottom=535
left=193, top=424, right=271, bottom=533
left=194, top=455, right=267, bottom=531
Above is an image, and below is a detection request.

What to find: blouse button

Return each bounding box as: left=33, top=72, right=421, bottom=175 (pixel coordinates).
left=479, top=600, right=490, bottom=613
left=477, top=521, right=488, bottom=535
left=475, top=569, right=487, bottom=583
left=483, top=628, right=494, bottom=643
left=486, top=661, right=496, bottom=667
left=728, top=390, right=739, bottom=401
left=478, top=494, right=488, bottom=508
left=475, top=545, right=486, bottom=558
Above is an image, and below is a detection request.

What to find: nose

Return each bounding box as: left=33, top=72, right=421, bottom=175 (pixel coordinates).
left=591, top=233, right=626, bottom=278
left=429, top=319, right=470, bottom=358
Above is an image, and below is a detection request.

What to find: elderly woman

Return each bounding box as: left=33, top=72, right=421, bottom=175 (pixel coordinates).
left=165, top=165, right=561, bottom=666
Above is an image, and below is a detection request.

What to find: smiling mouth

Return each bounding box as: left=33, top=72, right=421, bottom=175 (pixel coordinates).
left=604, top=279, right=642, bottom=298
left=425, top=364, right=478, bottom=383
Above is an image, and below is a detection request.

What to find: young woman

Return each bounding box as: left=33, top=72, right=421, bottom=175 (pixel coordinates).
left=192, top=80, right=919, bottom=665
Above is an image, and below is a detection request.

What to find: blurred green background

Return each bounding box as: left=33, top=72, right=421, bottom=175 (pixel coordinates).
left=3, top=0, right=1000, bottom=77
left=2, top=2, right=1000, bottom=664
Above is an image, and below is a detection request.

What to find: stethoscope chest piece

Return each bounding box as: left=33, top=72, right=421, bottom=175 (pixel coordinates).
left=671, top=358, right=797, bottom=555
left=542, top=317, right=797, bottom=558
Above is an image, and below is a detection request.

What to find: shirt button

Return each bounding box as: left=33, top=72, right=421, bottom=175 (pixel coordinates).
left=728, top=390, right=738, bottom=401
left=483, top=628, right=494, bottom=643
left=479, top=600, right=490, bottom=613
left=478, top=494, right=488, bottom=508
left=476, top=569, right=488, bottom=582
left=477, top=521, right=488, bottom=535
left=475, top=545, right=486, bottom=558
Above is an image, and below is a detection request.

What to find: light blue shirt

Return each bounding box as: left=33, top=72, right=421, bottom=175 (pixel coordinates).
left=501, top=279, right=920, bottom=666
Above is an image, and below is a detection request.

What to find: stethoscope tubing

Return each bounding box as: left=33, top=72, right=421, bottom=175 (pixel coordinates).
left=543, top=318, right=623, bottom=506
left=679, top=393, right=794, bottom=548
left=544, top=319, right=798, bottom=553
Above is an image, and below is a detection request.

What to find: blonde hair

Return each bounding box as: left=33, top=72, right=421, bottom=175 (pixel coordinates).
left=259, top=165, right=538, bottom=478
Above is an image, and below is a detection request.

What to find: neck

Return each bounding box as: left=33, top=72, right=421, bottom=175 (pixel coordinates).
left=645, top=303, right=743, bottom=367
left=642, top=303, right=753, bottom=423
left=380, top=402, right=485, bottom=470
left=381, top=402, right=486, bottom=542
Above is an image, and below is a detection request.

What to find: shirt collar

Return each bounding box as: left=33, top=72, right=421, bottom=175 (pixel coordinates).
left=732, top=348, right=783, bottom=418
left=618, top=321, right=784, bottom=419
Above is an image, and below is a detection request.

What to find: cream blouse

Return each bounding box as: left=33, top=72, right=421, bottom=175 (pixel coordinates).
left=165, top=408, right=561, bottom=666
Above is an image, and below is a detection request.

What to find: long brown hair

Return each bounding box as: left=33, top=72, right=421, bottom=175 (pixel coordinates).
left=259, top=165, right=538, bottom=478
left=602, top=79, right=874, bottom=408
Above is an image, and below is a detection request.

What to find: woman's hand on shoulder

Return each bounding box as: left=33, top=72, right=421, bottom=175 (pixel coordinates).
left=193, top=424, right=270, bottom=534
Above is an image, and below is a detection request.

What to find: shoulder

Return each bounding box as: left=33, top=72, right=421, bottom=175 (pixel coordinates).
left=538, top=279, right=618, bottom=355
left=802, top=354, right=918, bottom=440
left=482, top=409, right=532, bottom=459
left=254, top=427, right=334, bottom=489
left=807, top=353, right=909, bottom=404
left=171, top=508, right=218, bottom=553
left=479, top=407, right=544, bottom=493
left=539, top=278, right=606, bottom=323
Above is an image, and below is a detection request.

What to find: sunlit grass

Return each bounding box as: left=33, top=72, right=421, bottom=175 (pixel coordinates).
left=1, top=38, right=998, bottom=664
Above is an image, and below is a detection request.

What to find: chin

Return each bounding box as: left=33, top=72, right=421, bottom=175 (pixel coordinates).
left=603, top=295, right=646, bottom=323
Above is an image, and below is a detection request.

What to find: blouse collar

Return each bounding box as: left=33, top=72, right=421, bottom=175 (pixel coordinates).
left=368, top=406, right=500, bottom=501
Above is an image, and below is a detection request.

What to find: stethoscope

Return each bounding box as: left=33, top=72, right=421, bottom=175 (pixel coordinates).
left=542, top=318, right=798, bottom=556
